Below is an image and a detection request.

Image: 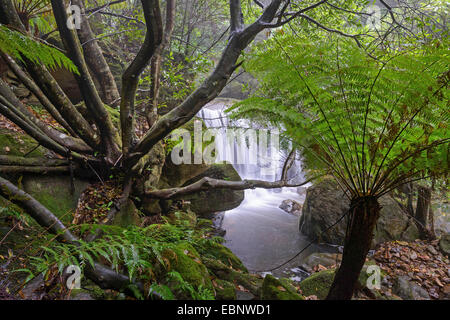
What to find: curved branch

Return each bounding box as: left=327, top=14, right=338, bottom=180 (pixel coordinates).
left=121, top=0, right=163, bottom=156
left=72, top=0, right=121, bottom=107
left=0, top=155, right=68, bottom=166
left=1, top=53, right=77, bottom=137
left=130, top=0, right=286, bottom=168
left=51, top=0, right=120, bottom=160
left=0, top=0, right=101, bottom=150
left=146, top=175, right=319, bottom=200
left=0, top=79, right=93, bottom=154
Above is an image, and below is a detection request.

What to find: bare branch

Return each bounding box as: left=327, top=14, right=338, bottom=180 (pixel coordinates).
left=146, top=175, right=319, bottom=199
left=129, top=0, right=286, bottom=168
left=230, top=0, right=244, bottom=34
left=51, top=0, right=121, bottom=160
left=121, top=0, right=163, bottom=157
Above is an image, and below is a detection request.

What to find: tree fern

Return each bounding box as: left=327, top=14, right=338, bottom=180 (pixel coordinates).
left=229, top=35, right=449, bottom=198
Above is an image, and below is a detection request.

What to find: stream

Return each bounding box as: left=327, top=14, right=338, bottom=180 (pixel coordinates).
left=198, top=99, right=334, bottom=282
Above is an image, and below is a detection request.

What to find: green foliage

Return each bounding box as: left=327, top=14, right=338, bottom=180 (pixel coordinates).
left=229, top=35, right=449, bottom=198
left=16, top=216, right=222, bottom=299
left=0, top=24, right=78, bottom=74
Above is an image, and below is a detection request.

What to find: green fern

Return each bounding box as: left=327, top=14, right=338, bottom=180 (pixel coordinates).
left=0, top=24, right=78, bottom=74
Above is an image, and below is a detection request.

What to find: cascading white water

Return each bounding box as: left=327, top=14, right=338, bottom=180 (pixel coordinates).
left=197, top=99, right=321, bottom=279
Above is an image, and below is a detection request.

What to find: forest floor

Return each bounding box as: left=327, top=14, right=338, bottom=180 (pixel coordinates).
left=309, top=239, right=450, bottom=300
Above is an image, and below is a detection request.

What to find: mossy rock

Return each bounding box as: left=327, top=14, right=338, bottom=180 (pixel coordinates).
left=166, top=210, right=198, bottom=228
left=0, top=129, right=46, bottom=157
left=202, top=257, right=262, bottom=296
left=261, top=274, right=304, bottom=300
left=213, top=279, right=236, bottom=300
left=357, top=259, right=386, bottom=289
left=299, top=269, right=335, bottom=299
left=20, top=175, right=89, bottom=223
left=111, top=199, right=141, bottom=227
left=163, top=242, right=213, bottom=295
left=195, top=240, right=248, bottom=273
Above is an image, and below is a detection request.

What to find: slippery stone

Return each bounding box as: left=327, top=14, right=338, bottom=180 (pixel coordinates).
left=279, top=199, right=302, bottom=216
left=260, top=274, right=303, bottom=300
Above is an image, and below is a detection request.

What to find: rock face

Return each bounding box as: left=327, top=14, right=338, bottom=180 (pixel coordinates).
left=279, top=199, right=302, bottom=216
left=439, top=233, right=450, bottom=257
left=298, top=178, right=420, bottom=246
left=22, top=175, right=89, bottom=221
left=159, top=161, right=244, bottom=216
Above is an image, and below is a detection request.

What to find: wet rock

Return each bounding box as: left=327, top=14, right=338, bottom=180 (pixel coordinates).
left=298, top=178, right=420, bottom=246
left=299, top=269, right=335, bottom=300
left=279, top=199, right=302, bottom=216
left=213, top=279, right=237, bottom=300
left=300, top=253, right=342, bottom=273
left=392, top=276, right=431, bottom=300
left=159, top=161, right=244, bottom=216
left=261, top=274, right=303, bottom=300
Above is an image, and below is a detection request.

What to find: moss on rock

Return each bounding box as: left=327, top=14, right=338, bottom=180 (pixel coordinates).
left=21, top=175, right=89, bottom=223
left=195, top=240, right=248, bottom=272
left=299, top=269, right=335, bottom=299
left=163, top=241, right=213, bottom=294
left=213, top=279, right=236, bottom=300
left=261, top=274, right=304, bottom=300
left=0, top=128, right=46, bottom=157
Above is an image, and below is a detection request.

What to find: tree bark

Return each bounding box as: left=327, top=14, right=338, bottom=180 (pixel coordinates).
left=51, top=0, right=121, bottom=161
left=72, top=0, right=121, bottom=107
left=326, top=196, right=381, bottom=300
left=415, top=185, right=435, bottom=240
left=147, top=0, right=176, bottom=127
left=120, top=0, right=163, bottom=157
left=146, top=176, right=316, bottom=199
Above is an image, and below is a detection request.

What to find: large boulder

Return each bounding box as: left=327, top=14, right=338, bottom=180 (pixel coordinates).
left=21, top=175, right=89, bottom=221
left=299, top=178, right=420, bottom=246
left=159, top=161, right=244, bottom=216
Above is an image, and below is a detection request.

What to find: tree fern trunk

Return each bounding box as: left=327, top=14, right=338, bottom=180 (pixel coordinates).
left=326, top=196, right=380, bottom=300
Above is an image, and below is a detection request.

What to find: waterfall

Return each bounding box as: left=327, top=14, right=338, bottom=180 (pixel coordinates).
left=197, top=100, right=304, bottom=185
left=196, top=99, right=321, bottom=278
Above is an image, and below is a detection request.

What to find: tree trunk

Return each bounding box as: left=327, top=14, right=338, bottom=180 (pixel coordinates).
left=415, top=185, right=435, bottom=240
left=326, top=196, right=381, bottom=300
left=72, top=0, right=121, bottom=107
